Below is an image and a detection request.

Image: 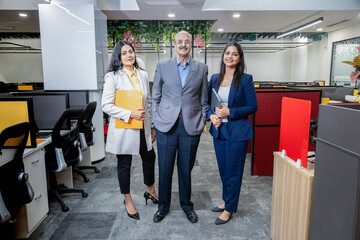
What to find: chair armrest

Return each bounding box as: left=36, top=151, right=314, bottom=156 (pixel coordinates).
left=0, top=190, right=11, bottom=224
left=79, top=133, right=88, bottom=151
left=54, top=148, right=68, bottom=172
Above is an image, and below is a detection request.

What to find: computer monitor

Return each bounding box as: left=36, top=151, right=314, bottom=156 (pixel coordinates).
left=13, top=92, right=70, bottom=130
left=0, top=98, right=37, bottom=148
left=46, top=90, right=89, bottom=108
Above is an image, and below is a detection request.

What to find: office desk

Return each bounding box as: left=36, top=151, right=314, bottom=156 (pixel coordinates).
left=270, top=152, right=315, bottom=240
left=14, top=145, right=48, bottom=238
left=0, top=129, right=74, bottom=238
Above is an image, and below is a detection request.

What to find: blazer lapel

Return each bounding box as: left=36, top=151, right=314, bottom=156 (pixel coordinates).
left=182, top=58, right=195, bottom=90
left=170, top=57, right=182, bottom=89
left=228, top=79, right=236, bottom=108
left=137, top=70, right=146, bottom=93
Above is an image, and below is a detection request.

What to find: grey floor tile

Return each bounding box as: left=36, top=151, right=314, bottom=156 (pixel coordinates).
left=29, top=132, right=273, bottom=240
left=49, top=212, right=117, bottom=240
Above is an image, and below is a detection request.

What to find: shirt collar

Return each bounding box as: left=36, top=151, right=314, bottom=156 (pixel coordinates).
left=176, top=56, right=191, bottom=67
left=123, top=66, right=137, bottom=76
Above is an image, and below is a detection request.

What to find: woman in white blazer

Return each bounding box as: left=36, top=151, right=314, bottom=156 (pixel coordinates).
left=102, top=40, right=158, bottom=220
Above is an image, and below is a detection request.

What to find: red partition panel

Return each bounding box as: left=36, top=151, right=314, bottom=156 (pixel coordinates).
left=247, top=114, right=253, bottom=153
left=283, top=92, right=320, bottom=120
left=252, top=126, right=280, bottom=175
left=279, top=97, right=311, bottom=168
left=255, top=92, right=285, bottom=125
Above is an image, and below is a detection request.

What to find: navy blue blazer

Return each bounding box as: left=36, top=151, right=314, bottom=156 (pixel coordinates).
left=207, top=73, right=258, bottom=141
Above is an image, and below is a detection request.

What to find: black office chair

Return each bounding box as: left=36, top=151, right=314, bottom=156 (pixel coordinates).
left=74, top=101, right=100, bottom=183
left=0, top=122, right=34, bottom=237
left=45, top=108, right=88, bottom=212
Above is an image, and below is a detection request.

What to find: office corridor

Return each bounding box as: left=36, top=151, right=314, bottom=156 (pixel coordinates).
left=29, top=131, right=273, bottom=240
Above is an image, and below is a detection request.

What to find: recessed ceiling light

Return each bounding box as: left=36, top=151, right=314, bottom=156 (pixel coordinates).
left=233, top=14, right=240, bottom=18
left=218, top=28, right=224, bottom=32
left=44, top=0, right=50, bottom=2
left=168, top=13, right=175, bottom=18
left=316, top=28, right=323, bottom=31
left=19, top=13, right=28, bottom=17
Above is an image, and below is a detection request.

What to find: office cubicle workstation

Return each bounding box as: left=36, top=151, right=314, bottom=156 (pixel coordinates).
left=0, top=98, right=37, bottom=148
left=251, top=88, right=321, bottom=176
left=12, top=92, right=71, bottom=131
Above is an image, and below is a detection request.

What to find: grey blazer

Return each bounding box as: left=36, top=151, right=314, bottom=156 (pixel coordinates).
left=151, top=56, right=209, bottom=136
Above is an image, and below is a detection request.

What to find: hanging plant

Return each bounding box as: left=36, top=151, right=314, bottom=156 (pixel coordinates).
left=107, top=20, right=213, bottom=50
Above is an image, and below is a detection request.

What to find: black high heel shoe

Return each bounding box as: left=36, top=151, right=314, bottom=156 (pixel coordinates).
left=124, top=200, right=140, bottom=220
left=144, top=191, right=159, bottom=205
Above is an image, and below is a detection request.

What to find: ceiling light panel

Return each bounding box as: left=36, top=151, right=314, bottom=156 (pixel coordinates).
left=145, top=1, right=181, bottom=6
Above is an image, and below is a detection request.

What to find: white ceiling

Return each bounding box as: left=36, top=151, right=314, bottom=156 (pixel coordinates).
left=0, top=0, right=359, bottom=34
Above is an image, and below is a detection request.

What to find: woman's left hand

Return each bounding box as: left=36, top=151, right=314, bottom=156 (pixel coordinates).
left=215, top=105, right=230, bottom=118
left=151, top=128, right=156, bottom=143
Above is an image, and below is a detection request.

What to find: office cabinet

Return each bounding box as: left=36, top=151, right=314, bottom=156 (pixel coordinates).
left=14, top=148, right=49, bottom=238
left=270, top=152, right=315, bottom=240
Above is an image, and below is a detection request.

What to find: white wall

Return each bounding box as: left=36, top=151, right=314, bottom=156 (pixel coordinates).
left=246, top=50, right=292, bottom=81
left=306, top=38, right=328, bottom=82
left=0, top=38, right=43, bottom=83
left=0, top=36, right=329, bottom=85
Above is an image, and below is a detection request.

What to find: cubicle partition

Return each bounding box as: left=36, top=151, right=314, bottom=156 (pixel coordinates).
left=291, top=86, right=354, bottom=102
left=45, top=90, right=89, bottom=108
left=13, top=92, right=70, bottom=131
left=0, top=98, right=37, bottom=148
left=309, top=104, right=360, bottom=240
left=251, top=88, right=321, bottom=176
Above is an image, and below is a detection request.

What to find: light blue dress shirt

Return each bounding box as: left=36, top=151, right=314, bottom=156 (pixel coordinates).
left=176, top=57, right=190, bottom=88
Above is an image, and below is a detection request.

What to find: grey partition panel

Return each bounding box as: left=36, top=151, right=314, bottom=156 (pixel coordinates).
left=309, top=104, right=360, bottom=240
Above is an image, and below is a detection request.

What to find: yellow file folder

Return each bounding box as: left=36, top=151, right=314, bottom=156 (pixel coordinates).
left=115, top=90, right=143, bottom=129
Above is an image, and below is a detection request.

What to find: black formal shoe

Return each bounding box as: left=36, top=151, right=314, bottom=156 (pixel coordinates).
left=153, top=210, right=167, bottom=223
left=215, top=213, right=233, bottom=225
left=211, top=206, right=225, bottom=212
left=124, top=200, right=140, bottom=220
left=144, top=191, right=159, bottom=205
left=185, top=210, right=198, bottom=223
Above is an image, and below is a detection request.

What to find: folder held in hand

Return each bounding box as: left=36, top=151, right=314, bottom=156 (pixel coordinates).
left=115, top=90, right=143, bottom=129
left=211, top=88, right=222, bottom=112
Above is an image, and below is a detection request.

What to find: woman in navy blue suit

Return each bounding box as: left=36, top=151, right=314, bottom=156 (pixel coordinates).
left=208, top=42, right=258, bottom=225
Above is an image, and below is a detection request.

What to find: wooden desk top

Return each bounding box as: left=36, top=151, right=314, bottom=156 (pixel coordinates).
left=273, top=152, right=315, bottom=179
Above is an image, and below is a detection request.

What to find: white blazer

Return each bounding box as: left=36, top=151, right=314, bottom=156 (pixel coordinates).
left=102, top=68, right=152, bottom=155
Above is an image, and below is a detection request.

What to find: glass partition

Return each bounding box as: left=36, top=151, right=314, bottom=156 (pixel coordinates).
left=330, top=36, right=360, bottom=87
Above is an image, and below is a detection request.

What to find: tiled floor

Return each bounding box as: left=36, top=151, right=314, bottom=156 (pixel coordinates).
left=29, top=131, right=273, bottom=240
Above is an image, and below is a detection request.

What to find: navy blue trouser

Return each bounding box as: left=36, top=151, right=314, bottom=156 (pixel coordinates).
left=213, top=124, right=248, bottom=213
left=155, top=117, right=200, bottom=213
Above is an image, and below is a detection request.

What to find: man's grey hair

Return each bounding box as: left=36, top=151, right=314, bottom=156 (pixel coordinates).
left=174, top=30, right=192, bottom=42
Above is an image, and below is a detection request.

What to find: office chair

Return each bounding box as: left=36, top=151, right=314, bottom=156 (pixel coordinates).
left=308, top=118, right=318, bottom=162
left=74, top=101, right=100, bottom=183
left=45, top=108, right=88, bottom=212
left=0, top=122, right=34, bottom=224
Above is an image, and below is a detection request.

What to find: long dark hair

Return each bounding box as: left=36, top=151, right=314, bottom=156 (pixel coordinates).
left=216, top=41, right=246, bottom=90
left=107, top=40, right=143, bottom=74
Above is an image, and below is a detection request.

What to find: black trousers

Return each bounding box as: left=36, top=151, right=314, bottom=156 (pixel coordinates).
left=116, top=129, right=156, bottom=194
